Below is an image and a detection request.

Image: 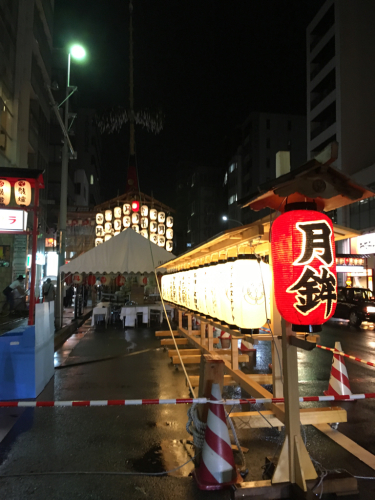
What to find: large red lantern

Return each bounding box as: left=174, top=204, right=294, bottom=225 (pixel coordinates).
left=115, top=274, right=126, bottom=286
left=87, top=274, right=96, bottom=286
left=271, top=204, right=337, bottom=331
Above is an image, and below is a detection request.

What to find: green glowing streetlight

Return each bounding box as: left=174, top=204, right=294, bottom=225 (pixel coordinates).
left=70, top=44, right=86, bottom=60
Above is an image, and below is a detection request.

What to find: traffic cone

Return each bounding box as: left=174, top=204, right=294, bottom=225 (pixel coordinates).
left=194, top=383, right=242, bottom=490
left=324, top=341, right=352, bottom=397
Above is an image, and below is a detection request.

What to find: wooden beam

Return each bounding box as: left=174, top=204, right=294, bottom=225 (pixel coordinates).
left=314, top=423, right=375, bottom=470
left=168, top=348, right=201, bottom=357
left=189, top=374, right=236, bottom=388
left=155, top=330, right=180, bottom=337
left=189, top=373, right=272, bottom=388
left=173, top=354, right=249, bottom=365
left=231, top=407, right=347, bottom=429
left=161, top=338, right=219, bottom=346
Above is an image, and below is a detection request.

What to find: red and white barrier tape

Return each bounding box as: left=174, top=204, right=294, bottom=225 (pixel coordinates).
left=1, top=393, right=375, bottom=407
left=317, top=344, right=375, bottom=368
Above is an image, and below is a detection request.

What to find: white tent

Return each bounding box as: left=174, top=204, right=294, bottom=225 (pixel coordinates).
left=60, top=228, right=175, bottom=275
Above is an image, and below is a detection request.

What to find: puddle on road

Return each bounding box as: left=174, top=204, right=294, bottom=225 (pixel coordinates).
left=130, top=439, right=195, bottom=477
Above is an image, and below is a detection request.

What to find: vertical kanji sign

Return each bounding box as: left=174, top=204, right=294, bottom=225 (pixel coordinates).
left=271, top=209, right=337, bottom=328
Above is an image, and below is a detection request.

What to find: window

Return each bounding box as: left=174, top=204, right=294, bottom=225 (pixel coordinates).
left=90, top=175, right=94, bottom=185
left=223, top=172, right=228, bottom=185
left=266, top=119, right=270, bottom=130
left=229, top=162, right=237, bottom=173
left=228, top=194, right=237, bottom=205
left=266, top=138, right=270, bottom=149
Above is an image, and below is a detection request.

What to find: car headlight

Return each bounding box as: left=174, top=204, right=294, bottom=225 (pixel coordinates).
left=367, top=306, right=375, bottom=313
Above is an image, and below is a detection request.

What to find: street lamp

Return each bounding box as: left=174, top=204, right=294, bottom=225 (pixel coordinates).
left=57, top=43, right=86, bottom=328
left=222, top=215, right=244, bottom=226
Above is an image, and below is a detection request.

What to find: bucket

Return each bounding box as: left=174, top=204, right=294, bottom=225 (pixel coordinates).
left=220, top=331, right=231, bottom=349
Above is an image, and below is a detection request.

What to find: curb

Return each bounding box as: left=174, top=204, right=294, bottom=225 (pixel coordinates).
left=54, top=309, right=92, bottom=352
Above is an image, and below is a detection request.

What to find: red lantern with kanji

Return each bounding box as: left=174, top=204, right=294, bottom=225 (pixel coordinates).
left=115, top=274, right=126, bottom=286
left=65, top=274, right=72, bottom=285
left=87, top=274, right=96, bottom=286
left=271, top=205, right=337, bottom=331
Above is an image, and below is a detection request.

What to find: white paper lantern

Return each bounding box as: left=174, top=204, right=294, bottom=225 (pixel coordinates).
left=104, top=234, right=112, bottom=241
left=150, top=221, right=157, bottom=233
left=166, top=240, right=173, bottom=252
left=220, top=257, right=237, bottom=327
left=105, top=209, right=112, bottom=222
left=73, top=273, right=82, bottom=284
left=132, top=224, right=139, bottom=233
left=96, top=213, right=104, bottom=224
left=166, top=216, right=173, bottom=228
left=161, top=274, right=168, bottom=302
left=132, top=212, right=140, bottom=224
left=140, top=217, right=148, bottom=229
left=140, top=229, right=148, bottom=238
left=104, top=222, right=112, bottom=233
left=166, top=228, right=173, bottom=240
left=259, top=260, right=272, bottom=320
left=141, top=205, right=149, bottom=217
left=123, top=203, right=131, bottom=215
left=158, top=235, right=165, bottom=247
left=114, top=231, right=120, bottom=236
left=100, top=274, right=112, bottom=286
left=0, top=179, right=11, bottom=205
left=95, top=238, right=103, bottom=246
left=114, top=206, right=122, bottom=218
left=96, top=225, right=104, bottom=237
left=114, top=219, right=122, bottom=231
left=158, top=224, right=165, bottom=235
left=150, top=208, right=157, bottom=220
left=205, top=263, right=216, bottom=318
left=184, top=270, right=192, bottom=309
left=150, top=234, right=158, bottom=244
left=14, top=180, right=31, bottom=206
left=123, top=215, right=131, bottom=228
left=158, top=211, right=165, bottom=223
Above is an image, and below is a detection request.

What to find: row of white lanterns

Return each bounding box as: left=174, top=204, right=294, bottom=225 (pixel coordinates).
left=161, top=255, right=272, bottom=330
left=0, top=179, right=32, bottom=206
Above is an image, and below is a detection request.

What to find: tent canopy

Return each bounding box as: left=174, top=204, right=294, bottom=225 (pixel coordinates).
left=60, top=228, right=175, bottom=275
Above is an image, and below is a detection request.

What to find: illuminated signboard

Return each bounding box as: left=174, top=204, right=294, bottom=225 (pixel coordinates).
left=0, top=209, right=28, bottom=231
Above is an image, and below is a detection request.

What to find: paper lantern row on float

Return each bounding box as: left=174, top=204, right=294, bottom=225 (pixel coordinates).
left=161, top=256, right=271, bottom=330
left=0, top=179, right=32, bottom=206
left=95, top=203, right=173, bottom=251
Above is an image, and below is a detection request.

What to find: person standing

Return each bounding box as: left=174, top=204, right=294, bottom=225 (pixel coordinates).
left=2, top=275, right=25, bottom=312
left=42, top=278, right=56, bottom=302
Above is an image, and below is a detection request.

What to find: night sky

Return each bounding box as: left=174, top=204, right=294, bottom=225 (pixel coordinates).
left=54, top=0, right=324, bottom=207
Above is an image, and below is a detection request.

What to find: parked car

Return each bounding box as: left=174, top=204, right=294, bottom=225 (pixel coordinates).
left=334, top=287, right=375, bottom=327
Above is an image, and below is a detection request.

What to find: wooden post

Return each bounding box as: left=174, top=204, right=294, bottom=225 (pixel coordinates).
left=272, top=319, right=317, bottom=490
left=207, top=323, right=214, bottom=351
left=196, top=354, right=225, bottom=464
left=187, top=313, right=192, bottom=335
left=231, top=335, right=239, bottom=370
left=200, top=320, right=205, bottom=343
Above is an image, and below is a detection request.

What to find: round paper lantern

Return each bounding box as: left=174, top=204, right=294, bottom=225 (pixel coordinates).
left=141, top=217, right=148, bottom=229
left=233, top=255, right=268, bottom=330
left=0, top=179, right=11, bottom=205
left=205, top=262, right=217, bottom=319
left=141, top=205, right=149, bottom=217
left=87, top=274, right=96, bottom=286
left=166, top=240, right=173, bottom=252
left=150, top=221, right=157, bottom=233
left=95, top=237, right=103, bottom=246
left=123, top=215, right=131, bottom=227
left=104, top=222, right=112, bottom=233
left=220, top=257, right=237, bottom=327
left=65, top=274, right=72, bottom=285
left=115, top=274, right=126, bottom=286
left=104, top=234, right=112, bottom=241
left=114, top=206, right=121, bottom=218
left=96, top=225, right=104, bottom=236
left=161, top=274, right=169, bottom=302
left=158, top=235, right=165, bottom=247
left=114, top=231, right=120, bottom=236
left=96, top=213, right=104, bottom=224
left=150, top=208, right=157, bottom=220
left=105, top=209, right=112, bottom=222
left=14, top=180, right=31, bottom=206
left=166, top=228, right=173, bottom=240
left=166, top=216, right=173, bottom=228
left=123, top=203, right=131, bottom=215
left=158, top=212, right=165, bottom=223
left=132, top=213, right=140, bottom=224
left=77, top=219, right=82, bottom=226
left=150, top=234, right=158, bottom=244
left=100, top=274, right=112, bottom=286
left=132, top=224, right=139, bottom=233
left=140, top=229, right=148, bottom=239
left=158, top=224, right=165, bottom=235
left=271, top=206, right=337, bottom=331
left=114, top=219, right=122, bottom=231
left=73, top=273, right=83, bottom=284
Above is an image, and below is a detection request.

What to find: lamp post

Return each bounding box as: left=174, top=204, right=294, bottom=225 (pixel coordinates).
left=57, top=44, right=86, bottom=328
left=222, top=215, right=244, bottom=227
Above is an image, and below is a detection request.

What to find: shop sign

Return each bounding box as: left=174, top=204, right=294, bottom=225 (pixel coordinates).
left=356, top=234, right=375, bottom=254
left=0, top=209, right=28, bottom=231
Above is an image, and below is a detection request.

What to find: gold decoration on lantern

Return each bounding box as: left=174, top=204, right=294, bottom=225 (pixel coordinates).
left=105, top=209, right=112, bottom=221
left=150, top=208, right=157, bottom=220
left=114, top=206, right=122, bottom=218
left=14, top=180, right=31, bottom=206
left=0, top=179, right=11, bottom=205
left=141, top=205, right=149, bottom=217
left=123, top=203, right=131, bottom=215
left=166, top=216, right=173, bottom=228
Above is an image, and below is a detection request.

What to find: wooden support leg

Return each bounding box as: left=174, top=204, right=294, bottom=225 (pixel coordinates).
left=272, top=320, right=317, bottom=490
left=178, top=310, right=183, bottom=330
left=188, top=313, right=192, bottom=335
left=200, top=320, right=205, bottom=343
left=272, top=336, right=283, bottom=398
left=207, top=323, right=214, bottom=351
left=231, top=336, right=239, bottom=370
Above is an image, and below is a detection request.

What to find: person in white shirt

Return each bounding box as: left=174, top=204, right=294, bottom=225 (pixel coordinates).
left=2, top=275, right=25, bottom=311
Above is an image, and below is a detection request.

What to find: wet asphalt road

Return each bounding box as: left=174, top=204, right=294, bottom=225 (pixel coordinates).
left=1, top=317, right=375, bottom=499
